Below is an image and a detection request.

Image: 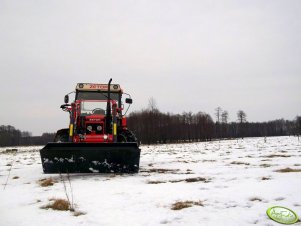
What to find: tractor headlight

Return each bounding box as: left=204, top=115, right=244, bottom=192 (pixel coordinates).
left=97, top=125, right=102, bottom=131
left=87, top=125, right=92, bottom=132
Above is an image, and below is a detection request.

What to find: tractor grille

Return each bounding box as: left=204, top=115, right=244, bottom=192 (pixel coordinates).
left=86, top=123, right=103, bottom=135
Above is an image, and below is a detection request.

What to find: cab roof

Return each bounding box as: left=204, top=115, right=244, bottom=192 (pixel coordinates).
left=76, top=83, right=122, bottom=92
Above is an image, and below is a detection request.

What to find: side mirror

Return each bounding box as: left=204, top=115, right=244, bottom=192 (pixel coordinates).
left=125, top=98, right=132, bottom=104
left=64, top=95, right=69, bottom=104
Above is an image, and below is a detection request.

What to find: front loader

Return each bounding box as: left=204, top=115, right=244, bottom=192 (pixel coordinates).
left=40, top=79, right=140, bottom=173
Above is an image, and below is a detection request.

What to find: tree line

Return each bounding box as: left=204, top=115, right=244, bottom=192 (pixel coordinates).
left=1, top=109, right=300, bottom=147
left=127, top=107, right=301, bottom=144
left=0, top=125, right=55, bottom=147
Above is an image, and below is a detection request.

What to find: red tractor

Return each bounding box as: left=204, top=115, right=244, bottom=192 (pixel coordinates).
left=40, top=79, right=140, bottom=173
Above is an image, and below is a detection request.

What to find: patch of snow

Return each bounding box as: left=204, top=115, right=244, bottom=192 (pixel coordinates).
left=0, top=136, right=301, bottom=226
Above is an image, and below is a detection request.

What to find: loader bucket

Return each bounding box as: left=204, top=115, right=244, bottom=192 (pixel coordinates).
left=40, top=142, right=141, bottom=174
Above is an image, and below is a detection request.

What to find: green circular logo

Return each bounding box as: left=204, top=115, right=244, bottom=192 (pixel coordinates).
left=267, top=206, right=299, bottom=224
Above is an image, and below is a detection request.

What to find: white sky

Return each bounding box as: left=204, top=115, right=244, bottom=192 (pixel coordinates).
left=0, top=0, right=300, bottom=135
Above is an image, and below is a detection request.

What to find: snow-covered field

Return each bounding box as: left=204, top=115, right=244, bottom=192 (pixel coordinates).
left=1, top=136, right=301, bottom=226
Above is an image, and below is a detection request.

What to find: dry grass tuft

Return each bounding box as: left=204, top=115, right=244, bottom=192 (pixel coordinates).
left=230, top=161, right=250, bottom=165
left=249, top=197, right=262, bottom=202
left=185, top=171, right=194, bottom=175
left=185, top=169, right=194, bottom=174
left=275, top=197, right=285, bottom=201
left=147, top=180, right=166, bottom=184
left=5, top=149, right=18, bottom=153
left=148, top=177, right=210, bottom=184
left=42, top=199, right=71, bottom=211
left=73, top=211, right=86, bottom=217
left=171, top=200, right=204, bottom=210
left=170, top=177, right=210, bottom=183
left=260, top=164, right=272, bottom=168
left=261, top=176, right=271, bottom=180
left=177, top=160, right=189, bottom=163
left=264, top=154, right=291, bottom=158
left=141, top=168, right=179, bottom=174
left=275, top=167, right=301, bottom=173
left=202, top=159, right=217, bottom=162
left=39, top=178, right=55, bottom=187
left=261, top=159, right=271, bottom=162
left=184, top=177, right=208, bottom=183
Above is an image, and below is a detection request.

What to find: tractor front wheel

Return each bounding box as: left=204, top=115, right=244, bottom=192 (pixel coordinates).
left=54, top=129, right=69, bottom=142
left=118, top=129, right=138, bottom=143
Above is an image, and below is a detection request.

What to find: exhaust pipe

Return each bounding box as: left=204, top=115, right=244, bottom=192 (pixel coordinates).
left=106, top=78, right=112, bottom=134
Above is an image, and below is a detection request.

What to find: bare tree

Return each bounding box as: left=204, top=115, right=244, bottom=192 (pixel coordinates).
left=21, top=131, right=32, bottom=137
left=215, top=107, right=222, bottom=123
left=221, top=111, right=229, bottom=124
left=221, top=110, right=229, bottom=138
left=237, top=110, right=247, bottom=123
left=237, top=110, right=247, bottom=139
left=214, top=107, right=223, bottom=140
left=148, top=97, right=157, bottom=112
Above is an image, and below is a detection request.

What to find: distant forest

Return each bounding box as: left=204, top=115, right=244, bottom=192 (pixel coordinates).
left=1, top=108, right=300, bottom=147
left=0, top=125, right=55, bottom=147
left=128, top=108, right=301, bottom=145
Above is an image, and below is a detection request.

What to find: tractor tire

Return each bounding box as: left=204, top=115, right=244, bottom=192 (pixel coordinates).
left=118, top=129, right=138, bottom=144
left=54, top=129, right=69, bottom=142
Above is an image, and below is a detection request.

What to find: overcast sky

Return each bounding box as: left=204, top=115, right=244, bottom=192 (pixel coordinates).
left=0, top=0, right=300, bottom=135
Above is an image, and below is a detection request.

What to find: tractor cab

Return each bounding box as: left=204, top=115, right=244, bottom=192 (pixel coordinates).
left=61, top=82, right=132, bottom=143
